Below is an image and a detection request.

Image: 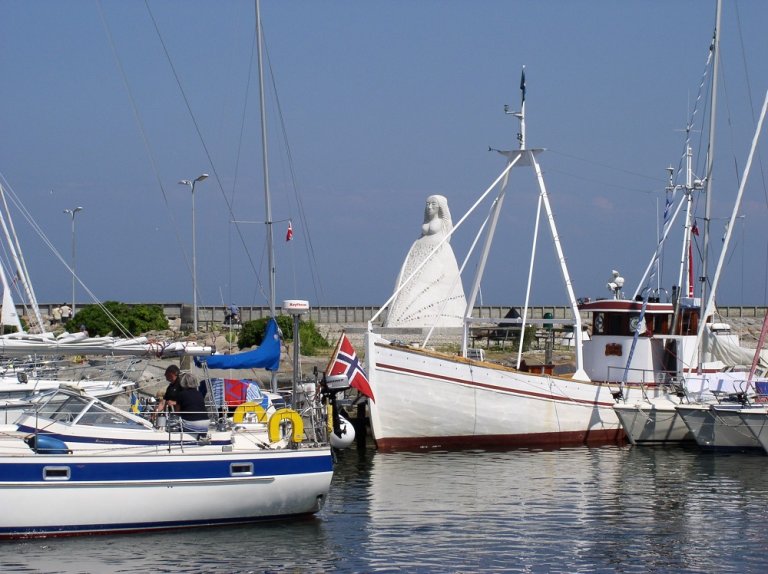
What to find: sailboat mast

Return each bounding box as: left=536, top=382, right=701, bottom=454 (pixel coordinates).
left=256, top=0, right=275, bottom=319
left=0, top=184, right=43, bottom=332
left=699, top=0, right=721, bottom=322
left=256, top=0, right=278, bottom=392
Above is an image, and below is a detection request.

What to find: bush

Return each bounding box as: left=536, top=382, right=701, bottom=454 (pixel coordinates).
left=298, top=319, right=330, bottom=355
left=238, top=315, right=329, bottom=355
left=68, top=302, right=168, bottom=337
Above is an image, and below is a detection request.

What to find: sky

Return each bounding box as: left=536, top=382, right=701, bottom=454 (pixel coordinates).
left=0, top=0, right=767, bottom=314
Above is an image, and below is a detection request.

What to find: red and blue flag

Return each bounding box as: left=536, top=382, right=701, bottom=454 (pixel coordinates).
left=327, top=333, right=374, bottom=401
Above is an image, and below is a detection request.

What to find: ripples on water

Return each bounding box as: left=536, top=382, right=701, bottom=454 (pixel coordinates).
left=2, top=445, right=768, bottom=573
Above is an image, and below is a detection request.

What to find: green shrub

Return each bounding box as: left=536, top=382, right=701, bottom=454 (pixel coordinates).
left=298, top=319, right=330, bottom=355
left=67, top=302, right=168, bottom=337
left=238, top=315, right=329, bottom=355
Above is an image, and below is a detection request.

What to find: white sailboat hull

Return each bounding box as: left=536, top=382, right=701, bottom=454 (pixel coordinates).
left=613, top=399, right=693, bottom=444
left=365, top=334, right=624, bottom=450
left=737, top=407, right=768, bottom=453
left=0, top=446, right=332, bottom=538
left=676, top=403, right=761, bottom=449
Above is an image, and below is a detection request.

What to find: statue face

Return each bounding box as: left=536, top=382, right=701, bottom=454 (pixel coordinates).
left=425, top=199, right=439, bottom=219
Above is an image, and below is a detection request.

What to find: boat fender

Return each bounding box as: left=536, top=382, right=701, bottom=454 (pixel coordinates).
left=326, top=404, right=355, bottom=449
left=233, top=402, right=267, bottom=424
left=268, top=408, right=304, bottom=443
left=330, top=415, right=356, bottom=449
left=25, top=434, right=71, bottom=455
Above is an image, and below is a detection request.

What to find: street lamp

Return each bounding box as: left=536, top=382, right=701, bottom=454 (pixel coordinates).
left=63, top=206, right=84, bottom=316
left=178, top=173, right=208, bottom=332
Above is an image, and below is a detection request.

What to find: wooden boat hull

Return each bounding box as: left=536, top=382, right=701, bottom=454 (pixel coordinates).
left=366, top=335, right=625, bottom=451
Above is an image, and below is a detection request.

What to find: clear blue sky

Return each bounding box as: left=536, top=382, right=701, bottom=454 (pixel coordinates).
left=0, top=0, right=766, bottom=312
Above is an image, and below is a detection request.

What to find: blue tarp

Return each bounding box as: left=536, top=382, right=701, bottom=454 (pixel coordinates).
left=195, top=317, right=281, bottom=371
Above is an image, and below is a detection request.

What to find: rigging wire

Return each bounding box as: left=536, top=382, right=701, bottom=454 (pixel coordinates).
left=262, top=38, right=325, bottom=304
left=0, top=175, right=134, bottom=338
left=734, top=0, right=768, bottom=213
left=96, top=0, right=192, bottom=299
left=140, top=0, right=269, bottom=308
left=227, top=6, right=258, bottom=308
left=139, top=1, right=323, bottom=310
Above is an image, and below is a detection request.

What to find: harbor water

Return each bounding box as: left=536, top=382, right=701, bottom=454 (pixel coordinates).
left=2, top=444, right=768, bottom=573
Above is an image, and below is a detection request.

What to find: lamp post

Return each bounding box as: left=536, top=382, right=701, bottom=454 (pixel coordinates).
left=63, top=206, right=84, bottom=316
left=178, top=173, right=208, bottom=332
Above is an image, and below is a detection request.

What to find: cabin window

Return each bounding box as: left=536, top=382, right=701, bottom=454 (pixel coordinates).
left=78, top=403, right=145, bottom=428
left=606, top=313, right=624, bottom=336
left=230, top=462, right=254, bottom=476
left=43, top=466, right=71, bottom=481
left=593, top=313, right=605, bottom=334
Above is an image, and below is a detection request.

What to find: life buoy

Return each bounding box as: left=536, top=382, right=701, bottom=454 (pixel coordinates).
left=268, top=408, right=304, bottom=443
left=233, top=402, right=267, bottom=423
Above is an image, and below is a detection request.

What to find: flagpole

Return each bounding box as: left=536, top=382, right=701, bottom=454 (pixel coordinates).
left=325, top=330, right=345, bottom=374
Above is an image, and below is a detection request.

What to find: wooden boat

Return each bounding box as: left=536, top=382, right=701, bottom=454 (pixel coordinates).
left=365, top=71, right=625, bottom=451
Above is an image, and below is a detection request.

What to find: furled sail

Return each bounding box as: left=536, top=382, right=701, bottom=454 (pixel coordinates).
left=195, top=317, right=281, bottom=371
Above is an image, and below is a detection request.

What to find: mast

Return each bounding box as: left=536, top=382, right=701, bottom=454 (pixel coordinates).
left=0, top=263, right=22, bottom=333
left=694, top=90, right=768, bottom=369
left=699, top=0, right=721, bottom=323
left=464, top=67, right=587, bottom=378
left=0, top=183, right=43, bottom=332
left=256, top=0, right=278, bottom=392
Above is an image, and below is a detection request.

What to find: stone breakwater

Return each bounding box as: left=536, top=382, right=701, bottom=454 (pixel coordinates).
left=174, top=314, right=767, bottom=359
left=130, top=314, right=765, bottom=399
left=314, top=315, right=767, bottom=353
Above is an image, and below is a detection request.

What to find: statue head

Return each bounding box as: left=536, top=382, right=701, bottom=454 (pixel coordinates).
left=422, top=195, right=453, bottom=237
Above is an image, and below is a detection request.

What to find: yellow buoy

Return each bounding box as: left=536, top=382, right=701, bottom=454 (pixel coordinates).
left=268, top=408, right=304, bottom=443
left=232, top=402, right=267, bottom=423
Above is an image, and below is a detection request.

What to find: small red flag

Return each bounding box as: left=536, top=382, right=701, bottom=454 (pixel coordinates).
left=286, top=221, right=293, bottom=242
left=691, top=221, right=699, bottom=236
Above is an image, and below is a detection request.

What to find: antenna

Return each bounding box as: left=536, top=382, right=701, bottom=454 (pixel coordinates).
left=503, top=66, right=526, bottom=149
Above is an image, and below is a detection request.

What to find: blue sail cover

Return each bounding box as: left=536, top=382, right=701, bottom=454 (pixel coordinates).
left=195, top=317, right=281, bottom=371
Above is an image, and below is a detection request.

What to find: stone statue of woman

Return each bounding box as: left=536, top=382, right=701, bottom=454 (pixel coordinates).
left=384, top=195, right=467, bottom=328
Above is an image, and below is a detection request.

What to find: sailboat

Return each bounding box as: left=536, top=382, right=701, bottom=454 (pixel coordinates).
left=0, top=180, right=154, bottom=418
left=364, top=70, right=625, bottom=451
left=0, top=1, right=342, bottom=538
left=605, top=0, right=768, bottom=446
left=672, top=91, right=768, bottom=450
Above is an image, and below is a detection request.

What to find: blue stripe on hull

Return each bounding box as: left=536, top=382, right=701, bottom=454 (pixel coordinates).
left=0, top=452, right=333, bottom=482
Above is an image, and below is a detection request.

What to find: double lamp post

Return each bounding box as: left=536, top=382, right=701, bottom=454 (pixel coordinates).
left=61, top=173, right=207, bottom=331
left=178, top=173, right=208, bottom=332
left=63, top=206, right=84, bottom=316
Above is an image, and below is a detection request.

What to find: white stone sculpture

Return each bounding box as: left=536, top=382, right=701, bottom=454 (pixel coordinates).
left=384, top=195, right=467, bottom=328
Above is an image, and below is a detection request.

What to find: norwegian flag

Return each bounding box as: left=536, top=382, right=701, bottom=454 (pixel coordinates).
left=286, top=221, right=293, bottom=242
left=326, top=333, right=374, bottom=401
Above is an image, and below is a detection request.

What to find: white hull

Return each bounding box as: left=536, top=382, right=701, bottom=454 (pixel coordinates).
left=0, top=386, right=336, bottom=538
left=676, top=403, right=762, bottom=449
left=365, top=334, right=624, bottom=450
left=737, top=407, right=768, bottom=453
left=0, top=447, right=332, bottom=538
left=613, top=399, right=693, bottom=444
left=610, top=375, right=753, bottom=445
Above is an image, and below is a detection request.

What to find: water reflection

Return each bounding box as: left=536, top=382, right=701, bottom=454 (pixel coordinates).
left=1, top=446, right=767, bottom=573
